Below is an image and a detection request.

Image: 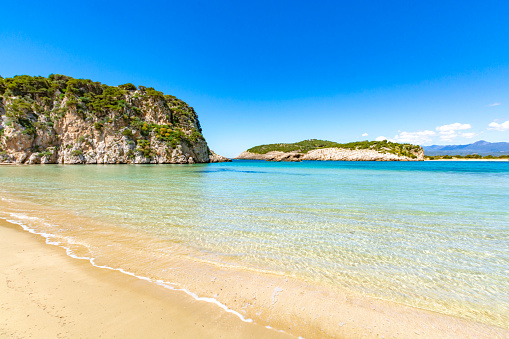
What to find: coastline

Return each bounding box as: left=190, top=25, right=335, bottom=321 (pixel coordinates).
left=0, top=219, right=291, bottom=339
left=425, top=158, right=509, bottom=161
left=2, top=214, right=508, bottom=338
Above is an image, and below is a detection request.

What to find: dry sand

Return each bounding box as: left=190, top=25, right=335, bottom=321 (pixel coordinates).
left=0, top=220, right=292, bottom=339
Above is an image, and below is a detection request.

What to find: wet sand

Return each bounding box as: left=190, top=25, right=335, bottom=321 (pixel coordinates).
left=1, top=217, right=508, bottom=338
left=0, top=219, right=292, bottom=339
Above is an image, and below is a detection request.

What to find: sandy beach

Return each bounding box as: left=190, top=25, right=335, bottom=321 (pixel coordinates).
left=0, top=219, right=291, bottom=339
left=2, top=216, right=508, bottom=338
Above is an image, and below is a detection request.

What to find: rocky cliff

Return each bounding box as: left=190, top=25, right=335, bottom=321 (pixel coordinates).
left=236, top=139, right=424, bottom=161
left=0, top=74, right=229, bottom=164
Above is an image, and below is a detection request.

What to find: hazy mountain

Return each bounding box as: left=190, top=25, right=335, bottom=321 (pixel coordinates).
left=423, top=140, right=509, bottom=156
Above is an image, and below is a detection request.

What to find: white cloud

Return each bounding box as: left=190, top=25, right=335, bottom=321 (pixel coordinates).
left=376, top=136, right=389, bottom=141
left=393, top=130, right=436, bottom=144
left=361, top=133, right=368, bottom=137
left=488, top=120, right=509, bottom=131
left=436, top=123, right=472, bottom=141
left=461, top=132, right=476, bottom=139
left=487, top=103, right=501, bottom=107
left=436, top=123, right=471, bottom=133
left=385, top=123, right=473, bottom=145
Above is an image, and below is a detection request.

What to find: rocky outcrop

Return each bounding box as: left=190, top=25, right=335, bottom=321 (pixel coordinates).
left=235, top=151, right=303, bottom=161
left=0, top=75, right=229, bottom=164
left=209, top=150, right=232, bottom=163
left=236, top=147, right=424, bottom=161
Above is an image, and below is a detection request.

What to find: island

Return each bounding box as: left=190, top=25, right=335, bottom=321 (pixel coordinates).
left=236, top=139, right=424, bottom=161
left=0, top=75, right=230, bottom=164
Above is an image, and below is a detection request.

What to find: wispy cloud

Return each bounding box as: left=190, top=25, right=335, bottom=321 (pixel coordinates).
left=436, top=122, right=471, bottom=133
left=393, top=130, right=436, bottom=144
left=461, top=132, right=476, bottom=139
left=436, top=122, right=472, bottom=141
left=487, top=102, right=501, bottom=107
left=361, top=133, right=368, bottom=137
left=387, top=123, right=474, bottom=145
left=488, top=120, right=509, bottom=131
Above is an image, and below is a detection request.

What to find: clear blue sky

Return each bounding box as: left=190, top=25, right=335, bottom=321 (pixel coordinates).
left=1, top=0, right=508, bottom=157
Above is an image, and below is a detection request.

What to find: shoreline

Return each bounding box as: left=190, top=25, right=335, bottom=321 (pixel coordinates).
left=425, top=158, right=509, bottom=161
left=0, top=219, right=291, bottom=339
left=2, top=214, right=508, bottom=338
left=2, top=158, right=508, bottom=166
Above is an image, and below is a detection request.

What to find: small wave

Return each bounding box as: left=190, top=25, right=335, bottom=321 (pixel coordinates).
left=9, top=212, right=40, bottom=221
left=1, top=216, right=261, bottom=326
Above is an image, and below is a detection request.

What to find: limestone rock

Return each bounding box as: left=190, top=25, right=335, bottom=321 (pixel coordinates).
left=235, top=148, right=424, bottom=162
left=209, top=150, right=232, bottom=163
left=0, top=75, right=229, bottom=165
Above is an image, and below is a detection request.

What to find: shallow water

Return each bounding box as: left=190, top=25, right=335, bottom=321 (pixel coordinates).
left=0, top=160, right=508, bottom=329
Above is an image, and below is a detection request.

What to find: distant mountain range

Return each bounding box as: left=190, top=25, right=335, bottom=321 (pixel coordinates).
left=423, top=140, right=509, bottom=156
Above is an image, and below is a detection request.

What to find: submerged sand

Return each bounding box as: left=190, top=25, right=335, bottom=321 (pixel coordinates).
left=0, top=220, right=291, bottom=339
left=1, top=217, right=508, bottom=338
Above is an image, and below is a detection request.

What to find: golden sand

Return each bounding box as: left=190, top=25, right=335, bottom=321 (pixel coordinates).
left=0, top=220, right=292, bottom=339
left=1, top=216, right=508, bottom=338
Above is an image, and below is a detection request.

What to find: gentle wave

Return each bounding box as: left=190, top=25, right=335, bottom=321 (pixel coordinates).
left=2, top=215, right=257, bottom=325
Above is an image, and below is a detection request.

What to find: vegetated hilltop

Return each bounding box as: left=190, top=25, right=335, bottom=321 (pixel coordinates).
left=0, top=74, right=229, bottom=164
left=236, top=139, right=424, bottom=161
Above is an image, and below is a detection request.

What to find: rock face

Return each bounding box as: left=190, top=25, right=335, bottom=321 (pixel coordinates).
left=236, top=147, right=424, bottom=161
left=209, top=150, right=232, bottom=163
left=0, top=75, right=229, bottom=164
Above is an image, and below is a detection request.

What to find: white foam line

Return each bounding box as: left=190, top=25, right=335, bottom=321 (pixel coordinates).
left=9, top=212, right=40, bottom=221
left=265, top=325, right=291, bottom=335
left=3, top=215, right=304, bottom=337
left=2, top=216, right=257, bottom=325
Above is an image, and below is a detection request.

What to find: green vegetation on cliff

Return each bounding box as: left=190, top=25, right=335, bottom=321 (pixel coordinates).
left=247, top=139, right=422, bottom=158
left=0, top=74, right=209, bottom=164
left=0, top=75, right=203, bottom=141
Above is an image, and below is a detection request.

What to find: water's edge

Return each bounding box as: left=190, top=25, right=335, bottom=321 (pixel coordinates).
left=1, top=161, right=508, bottom=336
left=1, top=203, right=508, bottom=339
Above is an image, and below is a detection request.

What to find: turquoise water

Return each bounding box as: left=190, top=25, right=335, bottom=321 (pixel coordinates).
left=0, top=160, right=508, bottom=328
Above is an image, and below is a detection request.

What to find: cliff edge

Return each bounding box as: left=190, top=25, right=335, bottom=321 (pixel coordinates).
left=0, top=75, right=229, bottom=164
